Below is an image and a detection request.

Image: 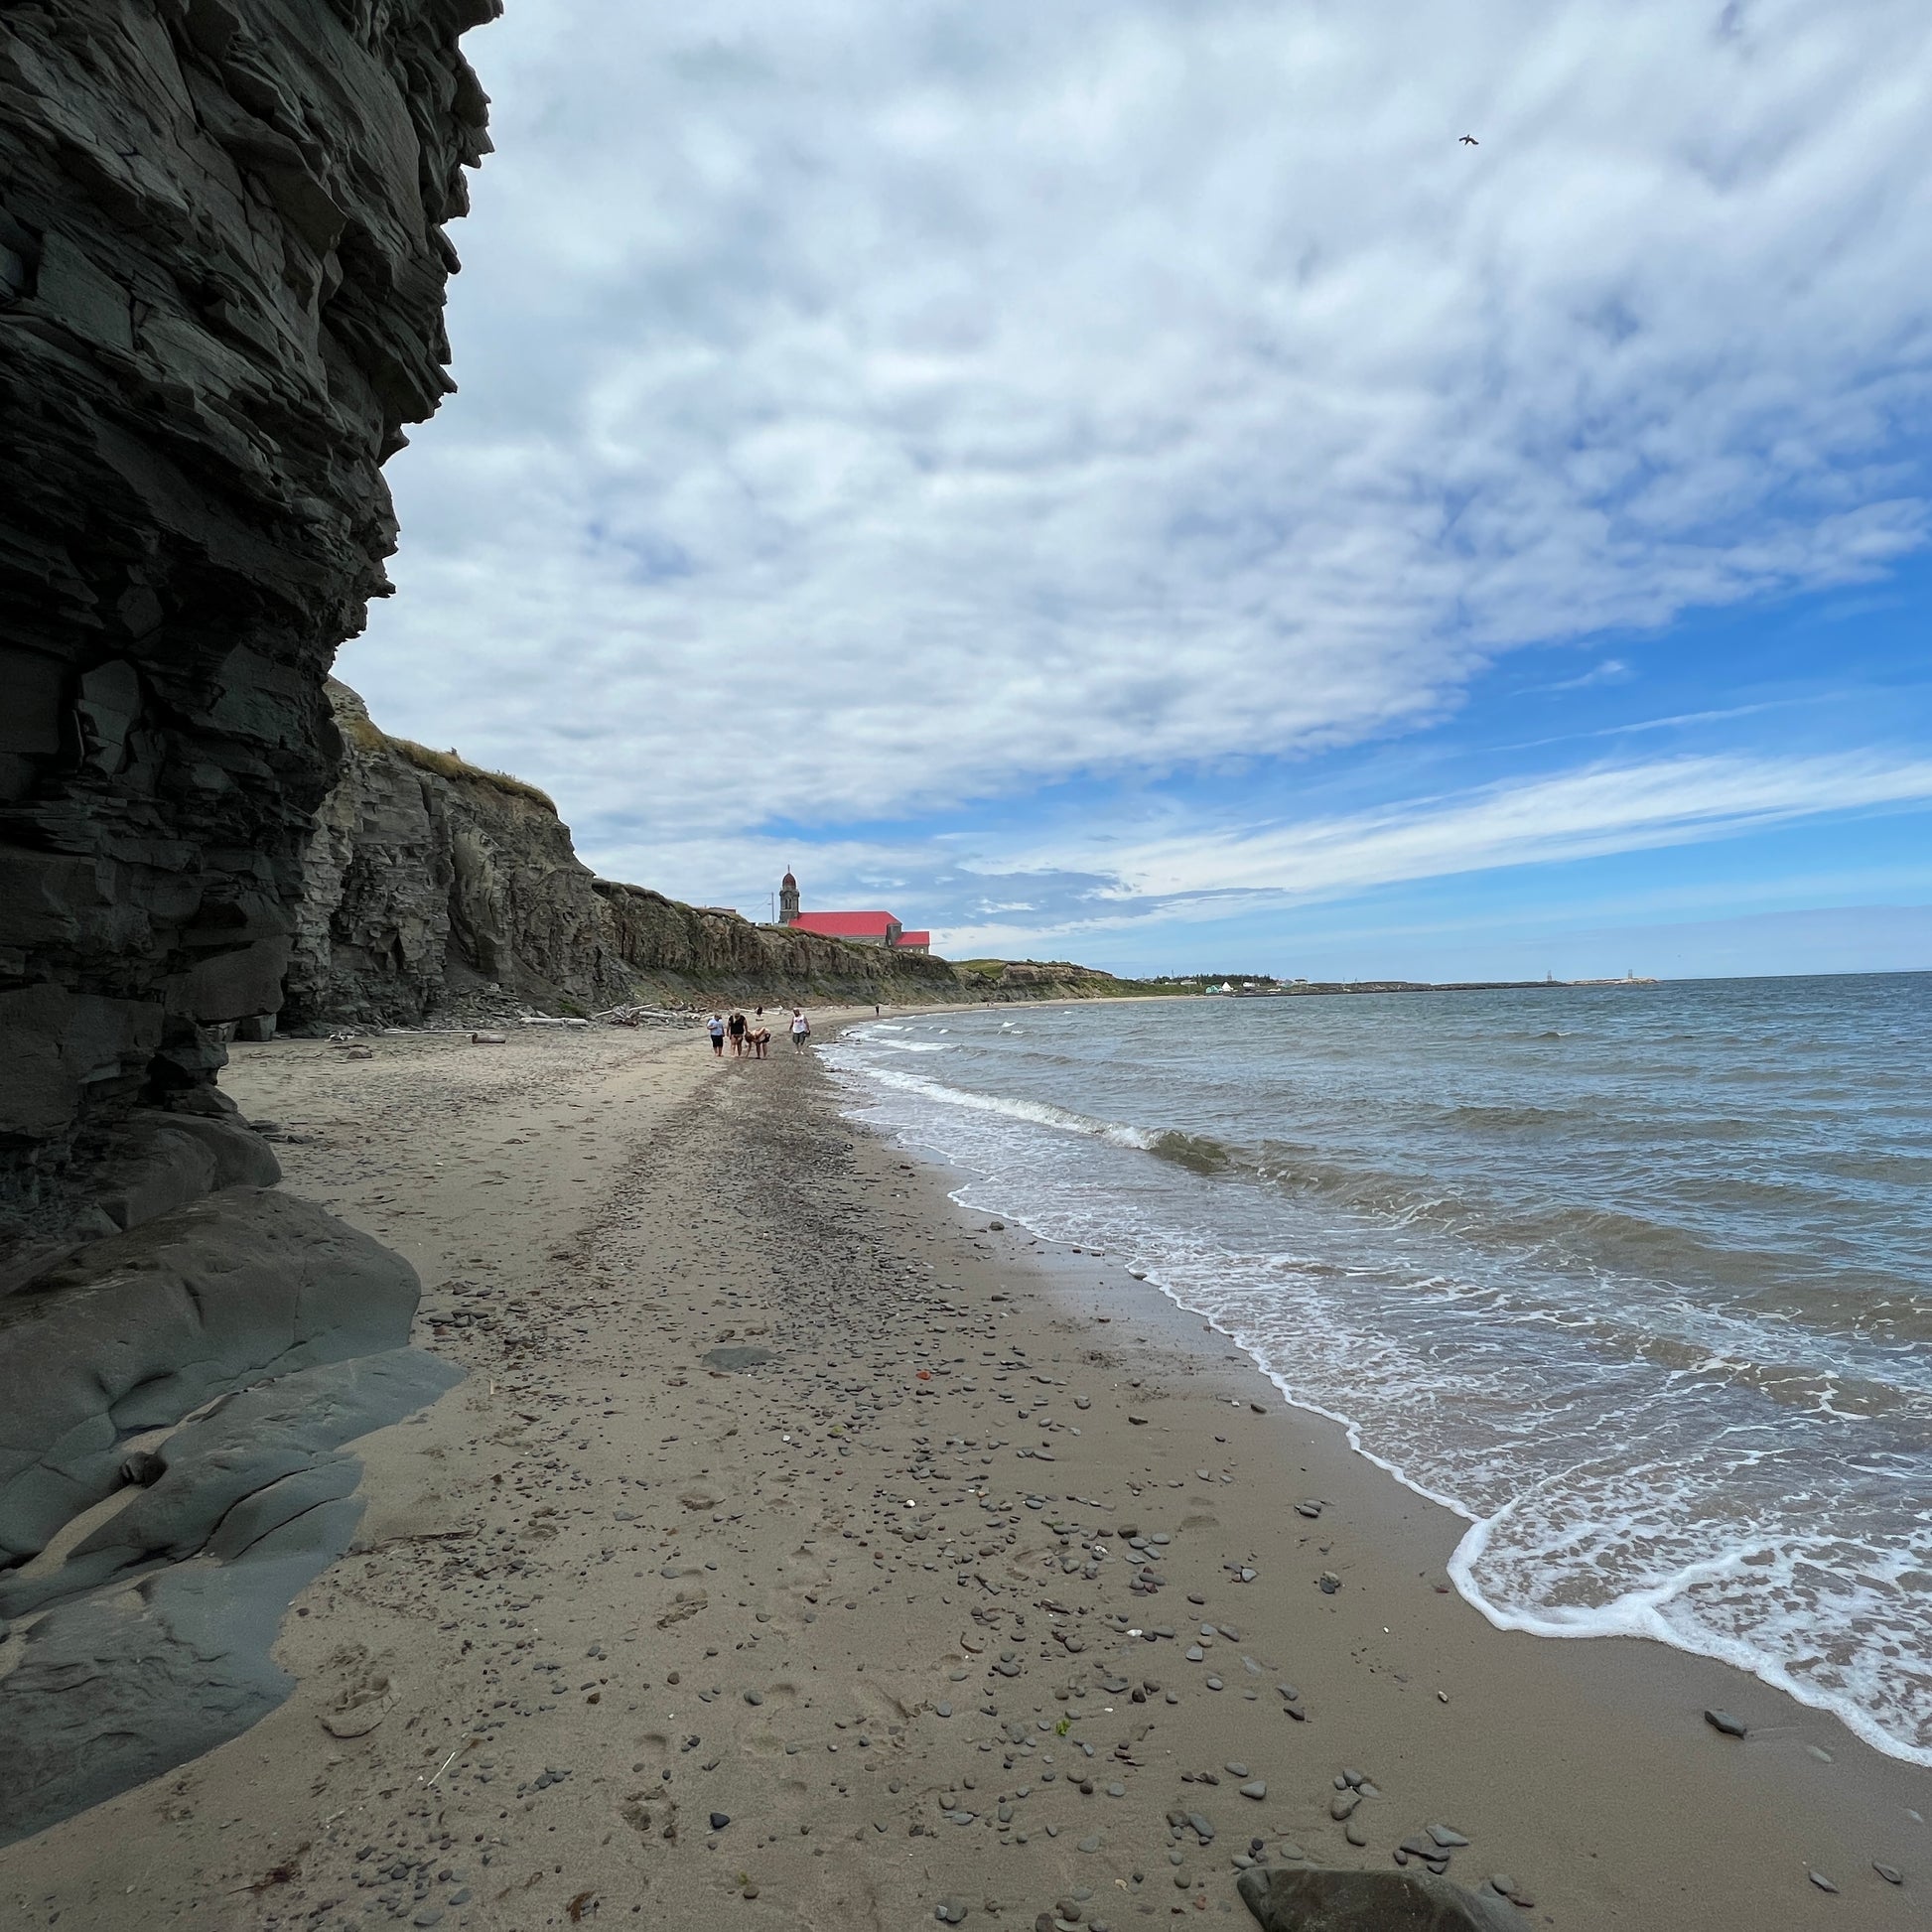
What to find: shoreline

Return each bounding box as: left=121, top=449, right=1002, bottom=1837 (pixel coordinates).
left=824, top=1002, right=1932, bottom=1777
left=872, top=1140, right=1932, bottom=1907
left=0, top=1022, right=1922, bottom=1928
left=1054, top=1239, right=1929, bottom=1778
left=820, top=1022, right=1932, bottom=1876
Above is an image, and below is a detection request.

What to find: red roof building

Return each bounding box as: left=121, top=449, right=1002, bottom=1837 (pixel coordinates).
left=781, top=883, right=931, bottom=954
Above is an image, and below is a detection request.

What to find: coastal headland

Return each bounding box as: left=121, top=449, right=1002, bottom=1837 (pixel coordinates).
left=2, top=1019, right=1920, bottom=1929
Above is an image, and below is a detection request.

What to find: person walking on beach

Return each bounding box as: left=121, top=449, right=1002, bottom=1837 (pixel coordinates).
left=706, top=1013, right=726, bottom=1056
left=727, top=1010, right=748, bottom=1056
left=790, top=1007, right=811, bottom=1052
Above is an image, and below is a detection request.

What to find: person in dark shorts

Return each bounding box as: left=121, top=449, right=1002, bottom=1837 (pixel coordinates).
left=706, top=1013, right=726, bottom=1055
left=727, top=1010, right=748, bottom=1055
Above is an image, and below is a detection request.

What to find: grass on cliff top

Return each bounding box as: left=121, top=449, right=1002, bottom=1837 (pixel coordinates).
left=952, top=958, right=1182, bottom=998
left=341, top=709, right=556, bottom=809
left=955, top=957, right=1121, bottom=980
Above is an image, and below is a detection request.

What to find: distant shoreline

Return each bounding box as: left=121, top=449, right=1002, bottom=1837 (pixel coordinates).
left=1214, top=975, right=1658, bottom=997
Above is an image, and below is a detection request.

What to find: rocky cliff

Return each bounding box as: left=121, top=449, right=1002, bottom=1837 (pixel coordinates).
left=0, top=0, right=492, bottom=1840
left=287, top=682, right=963, bottom=1024
left=0, top=0, right=495, bottom=1274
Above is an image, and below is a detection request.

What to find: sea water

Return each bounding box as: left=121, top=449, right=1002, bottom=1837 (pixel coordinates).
left=822, top=974, right=1932, bottom=1764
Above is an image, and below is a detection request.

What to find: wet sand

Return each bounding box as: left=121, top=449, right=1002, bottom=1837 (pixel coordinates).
left=2, top=1020, right=1923, bottom=1930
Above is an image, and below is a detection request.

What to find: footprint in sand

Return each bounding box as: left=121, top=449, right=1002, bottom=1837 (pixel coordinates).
left=320, top=1665, right=396, bottom=1738
left=621, top=1791, right=677, bottom=1840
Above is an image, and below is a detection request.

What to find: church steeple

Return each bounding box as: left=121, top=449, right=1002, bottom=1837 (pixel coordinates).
left=778, top=867, right=800, bottom=925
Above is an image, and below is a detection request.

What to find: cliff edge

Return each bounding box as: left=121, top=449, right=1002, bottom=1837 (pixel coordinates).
left=0, top=0, right=497, bottom=1260
left=285, top=681, right=963, bottom=1025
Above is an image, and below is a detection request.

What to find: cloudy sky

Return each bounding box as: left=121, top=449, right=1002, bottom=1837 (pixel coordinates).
left=341, top=0, right=1932, bottom=978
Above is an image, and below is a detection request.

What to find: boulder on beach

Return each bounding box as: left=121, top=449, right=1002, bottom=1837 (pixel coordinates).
left=1237, top=1864, right=1522, bottom=1932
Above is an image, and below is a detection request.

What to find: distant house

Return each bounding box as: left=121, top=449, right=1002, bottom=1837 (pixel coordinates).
left=777, top=872, right=930, bottom=953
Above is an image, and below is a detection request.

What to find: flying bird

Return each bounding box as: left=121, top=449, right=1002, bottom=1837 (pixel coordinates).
left=1458, top=134, right=1479, bottom=146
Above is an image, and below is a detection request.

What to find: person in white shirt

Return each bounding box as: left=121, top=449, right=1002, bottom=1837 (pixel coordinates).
left=706, top=1013, right=726, bottom=1056
left=789, top=1008, right=811, bottom=1051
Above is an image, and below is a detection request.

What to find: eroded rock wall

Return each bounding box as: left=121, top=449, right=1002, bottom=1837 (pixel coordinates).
left=287, top=681, right=964, bottom=1025
left=0, top=1, right=491, bottom=1836
left=0, top=0, right=496, bottom=1266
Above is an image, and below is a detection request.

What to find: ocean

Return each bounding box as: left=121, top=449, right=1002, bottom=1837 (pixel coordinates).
left=823, top=974, right=1932, bottom=1765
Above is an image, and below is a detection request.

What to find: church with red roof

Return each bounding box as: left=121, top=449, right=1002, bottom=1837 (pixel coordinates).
left=777, top=871, right=930, bottom=954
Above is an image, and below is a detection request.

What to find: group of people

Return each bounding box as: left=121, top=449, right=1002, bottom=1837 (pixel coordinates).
left=706, top=1006, right=811, bottom=1058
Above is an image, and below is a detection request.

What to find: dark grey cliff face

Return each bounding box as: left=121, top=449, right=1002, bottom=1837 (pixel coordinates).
left=287, top=682, right=965, bottom=1027
left=0, top=0, right=496, bottom=1265
left=0, top=4, right=491, bottom=1830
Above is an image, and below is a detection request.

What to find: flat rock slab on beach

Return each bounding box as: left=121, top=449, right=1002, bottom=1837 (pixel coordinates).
left=700, top=1344, right=777, bottom=1370
left=0, top=1345, right=458, bottom=1847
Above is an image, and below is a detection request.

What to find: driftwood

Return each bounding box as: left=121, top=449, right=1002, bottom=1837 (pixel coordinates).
left=595, top=1005, right=697, bottom=1029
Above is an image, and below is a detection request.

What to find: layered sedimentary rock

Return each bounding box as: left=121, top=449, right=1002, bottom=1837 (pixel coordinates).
left=0, top=1187, right=423, bottom=1577
left=0, top=0, right=496, bottom=1270
left=285, top=680, right=962, bottom=1027
left=0, top=0, right=491, bottom=1841
left=0, top=1325, right=459, bottom=1847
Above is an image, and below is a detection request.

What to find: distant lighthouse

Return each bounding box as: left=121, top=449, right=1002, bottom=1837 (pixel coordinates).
left=778, top=868, right=800, bottom=925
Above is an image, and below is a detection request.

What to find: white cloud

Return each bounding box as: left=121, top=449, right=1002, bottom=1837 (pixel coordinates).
left=583, top=751, right=1932, bottom=959
left=345, top=0, right=1932, bottom=843
left=1083, top=751, right=1932, bottom=898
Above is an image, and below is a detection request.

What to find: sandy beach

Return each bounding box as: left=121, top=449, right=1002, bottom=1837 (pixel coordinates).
left=3, top=1016, right=1924, bottom=1931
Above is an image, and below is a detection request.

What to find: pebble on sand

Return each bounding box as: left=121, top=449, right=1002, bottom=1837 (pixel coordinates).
left=1704, top=1709, right=1748, bottom=1737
